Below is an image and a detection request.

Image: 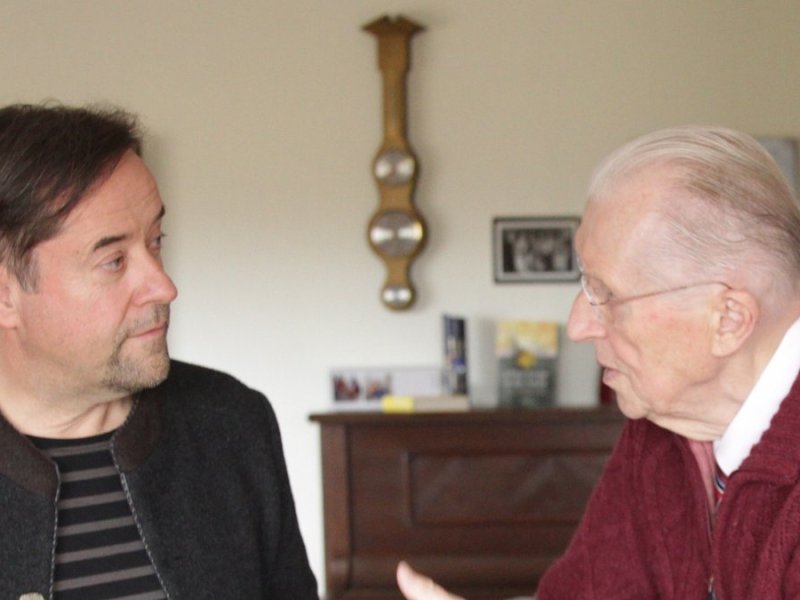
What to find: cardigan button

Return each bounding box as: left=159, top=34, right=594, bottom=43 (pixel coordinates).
left=19, top=594, right=45, bottom=600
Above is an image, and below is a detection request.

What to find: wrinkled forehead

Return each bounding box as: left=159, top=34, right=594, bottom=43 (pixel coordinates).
left=576, top=167, right=675, bottom=273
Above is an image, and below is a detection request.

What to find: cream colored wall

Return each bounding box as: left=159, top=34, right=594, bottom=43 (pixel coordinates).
left=2, top=0, right=800, bottom=592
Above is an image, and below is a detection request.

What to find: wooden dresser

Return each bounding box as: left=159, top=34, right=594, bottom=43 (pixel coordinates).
left=309, top=407, right=625, bottom=600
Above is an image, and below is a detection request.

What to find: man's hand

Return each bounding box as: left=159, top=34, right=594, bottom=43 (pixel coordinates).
left=396, top=561, right=465, bottom=600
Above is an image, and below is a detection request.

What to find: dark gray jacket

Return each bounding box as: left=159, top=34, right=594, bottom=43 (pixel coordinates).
left=0, top=360, right=318, bottom=599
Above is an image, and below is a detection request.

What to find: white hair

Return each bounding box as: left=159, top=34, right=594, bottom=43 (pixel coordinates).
left=588, top=126, right=800, bottom=309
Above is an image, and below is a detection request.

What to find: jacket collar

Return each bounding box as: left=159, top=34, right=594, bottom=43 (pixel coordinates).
left=0, top=388, right=163, bottom=499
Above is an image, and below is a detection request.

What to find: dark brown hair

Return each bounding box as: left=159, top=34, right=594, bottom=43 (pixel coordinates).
left=0, top=103, right=142, bottom=290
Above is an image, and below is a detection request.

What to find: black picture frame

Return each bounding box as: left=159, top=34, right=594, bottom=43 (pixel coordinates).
left=493, top=216, right=580, bottom=283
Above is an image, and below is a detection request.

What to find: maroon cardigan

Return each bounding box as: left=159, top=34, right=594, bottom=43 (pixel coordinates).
left=537, top=371, right=800, bottom=599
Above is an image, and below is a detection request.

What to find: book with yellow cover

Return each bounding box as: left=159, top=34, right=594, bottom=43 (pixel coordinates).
left=381, top=394, right=471, bottom=414
left=495, top=320, right=559, bottom=408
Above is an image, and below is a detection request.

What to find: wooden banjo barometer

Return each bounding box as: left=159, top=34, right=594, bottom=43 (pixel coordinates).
left=364, top=15, right=426, bottom=310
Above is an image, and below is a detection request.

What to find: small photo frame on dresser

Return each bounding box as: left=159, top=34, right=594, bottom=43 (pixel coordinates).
left=493, top=216, right=580, bottom=283
left=330, top=365, right=444, bottom=411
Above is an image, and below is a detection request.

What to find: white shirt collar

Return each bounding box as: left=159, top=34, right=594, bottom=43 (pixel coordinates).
left=714, top=316, right=800, bottom=476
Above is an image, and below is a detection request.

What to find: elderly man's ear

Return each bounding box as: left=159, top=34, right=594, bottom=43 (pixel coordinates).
left=711, top=290, right=758, bottom=357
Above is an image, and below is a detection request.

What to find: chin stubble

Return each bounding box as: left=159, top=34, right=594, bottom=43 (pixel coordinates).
left=103, top=304, right=172, bottom=393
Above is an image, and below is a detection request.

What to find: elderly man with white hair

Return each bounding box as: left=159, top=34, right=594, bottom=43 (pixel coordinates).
left=397, top=126, right=800, bottom=600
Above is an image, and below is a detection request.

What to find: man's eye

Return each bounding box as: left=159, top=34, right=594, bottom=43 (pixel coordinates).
left=102, top=256, right=125, bottom=271
left=588, top=279, right=613, bottom=304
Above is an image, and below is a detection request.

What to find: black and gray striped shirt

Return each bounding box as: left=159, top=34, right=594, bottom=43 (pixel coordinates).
left=29, top=431, right=167, bottom=600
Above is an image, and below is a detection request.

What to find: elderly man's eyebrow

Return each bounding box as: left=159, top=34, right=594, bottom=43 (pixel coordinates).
left=90, top=205, right=166, bottom=253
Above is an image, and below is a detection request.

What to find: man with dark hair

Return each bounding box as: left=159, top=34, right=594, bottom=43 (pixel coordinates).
left=396, top=126, right=800, bottom=599
left=0, top=103, right=317, bottom=599
left=0, top=104, right=141, bottom=291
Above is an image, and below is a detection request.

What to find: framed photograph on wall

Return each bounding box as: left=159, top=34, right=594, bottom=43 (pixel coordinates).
left=493, top=216, right=580, bottom=283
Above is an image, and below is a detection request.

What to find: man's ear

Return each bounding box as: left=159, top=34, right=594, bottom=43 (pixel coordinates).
left=711, top=289, right=758, bottom=357
left=0, top=264, right=21, bottom=328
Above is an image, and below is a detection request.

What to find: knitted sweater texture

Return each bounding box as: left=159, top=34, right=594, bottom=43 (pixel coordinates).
left=537, top=371, right=800, bottom=600
left=0, top=360, right=318, bottom=599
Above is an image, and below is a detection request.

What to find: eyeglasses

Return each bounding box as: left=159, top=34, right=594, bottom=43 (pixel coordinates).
left=579, top=267, right=730, bottom=321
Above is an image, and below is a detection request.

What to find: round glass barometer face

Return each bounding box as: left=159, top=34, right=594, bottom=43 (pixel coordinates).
left=382, top=284, right=414, bottom=308
left=369, top=210, right=424, bottom=257
left=373, top=149, right=416, bottom=185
